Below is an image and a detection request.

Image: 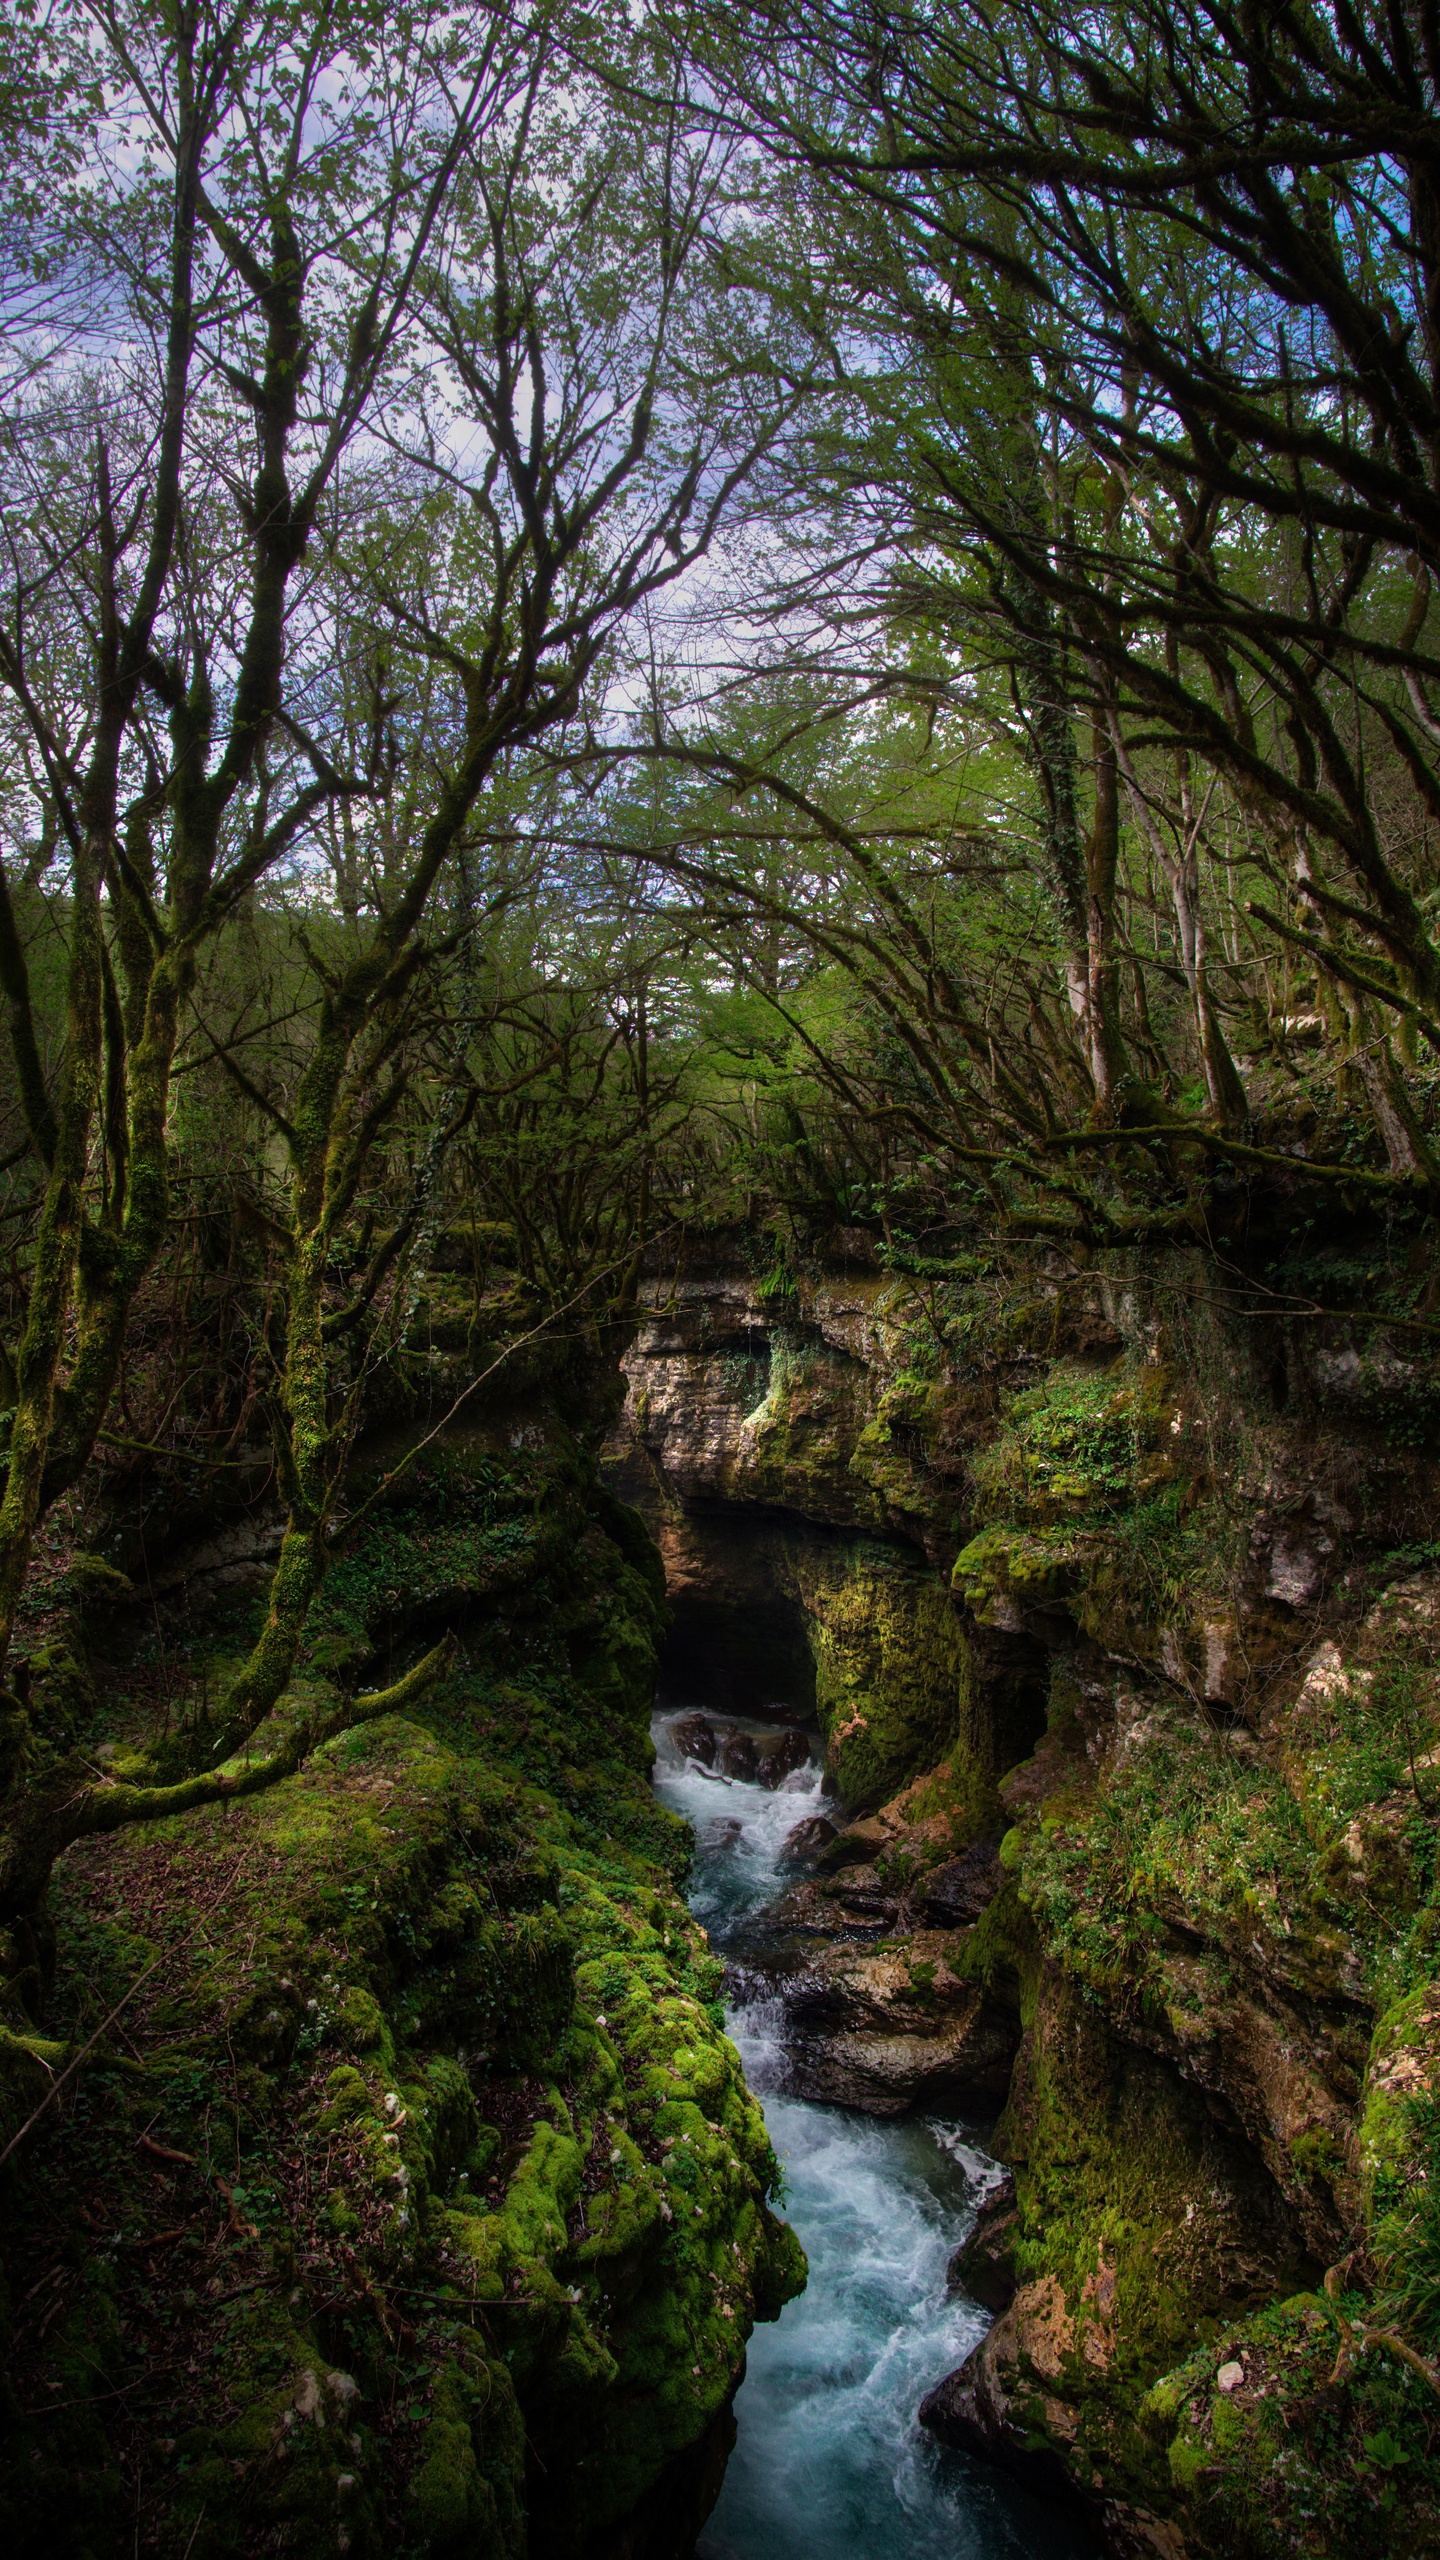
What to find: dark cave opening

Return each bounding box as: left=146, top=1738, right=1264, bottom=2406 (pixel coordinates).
left=648, top=1505, right=818, bottom=1717
left=655, top=1576, right=817, bottom=1717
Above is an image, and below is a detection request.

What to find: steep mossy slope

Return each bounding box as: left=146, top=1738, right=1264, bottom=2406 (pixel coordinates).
left=945, top=1571, right=1440, bottom=2560
left=912, top=1278, right=1440, bottom=2555
left=0, top=1414, right=803, bottom=2560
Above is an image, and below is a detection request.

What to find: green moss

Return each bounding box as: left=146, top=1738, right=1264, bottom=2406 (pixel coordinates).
left=335, top=1982, right=384, bottom=2051
left=0, top=1434, right=803, bottom=2560
left=971, top=1358, right=1173, bottom=1525
left=1362, top=1985, right=1440, bottom=2349
left=953, top=1347, right=1250, bottom=1651
left=313, top=1446, right=548, bottom=1646
left=952, top=1523, right=1083, bottom=1623
left=795, top=1542, right=972, bottom=1806
left=849, top=1366, right=964, bottom=1530
left=1153, top=2292, right=1440, bottom=2555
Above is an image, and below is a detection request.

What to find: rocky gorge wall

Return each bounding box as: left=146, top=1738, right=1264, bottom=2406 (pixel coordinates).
left=606, top=1239, right=1041, bottom=1807
left=5, top=1212, right=1439, bottom=2560
left=606, top=1230, right=1440, bottom=2559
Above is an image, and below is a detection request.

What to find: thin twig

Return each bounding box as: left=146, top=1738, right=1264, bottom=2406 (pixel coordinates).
left=337, top=1234, right=676, bottom=1541
left=0, top=1857, right=246, bottom=2170
left=0, top=1959, right=163, bottom=2171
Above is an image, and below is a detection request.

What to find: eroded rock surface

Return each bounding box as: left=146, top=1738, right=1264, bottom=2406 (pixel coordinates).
left=777, top=1813, right=838, bottom=1865
left=780, top=1934, right=1016, bottom=2114
left=947, top=2169, right=1018, bottom=2312
left=609, top=1236, right=1440, bottom=2556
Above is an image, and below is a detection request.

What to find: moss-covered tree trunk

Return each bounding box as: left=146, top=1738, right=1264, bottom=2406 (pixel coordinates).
left=0, top=832, right=106, bottom=1662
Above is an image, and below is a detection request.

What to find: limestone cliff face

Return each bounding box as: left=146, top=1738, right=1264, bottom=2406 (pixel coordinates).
left=611, top=1232, right=1440, bottom=2560
left=611, top=1240, right=966, bottom=1548
left=607, top=1239, right=1024, bottom=1806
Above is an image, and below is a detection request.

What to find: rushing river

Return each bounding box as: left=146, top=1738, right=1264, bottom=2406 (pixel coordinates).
left=651, top=1708, right=1097, bottom=2560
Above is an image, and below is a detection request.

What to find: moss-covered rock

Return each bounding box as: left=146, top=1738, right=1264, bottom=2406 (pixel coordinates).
left=970, top=1358, right=1175, bottom=1528
left=936, top=1553, right=1440, bottom=2548
left=0, top=1421, right=803, bottom=2560
left=793, top=1540, right=973, bottom=1807
left=1147, top=2289, right=1440, bottom=2557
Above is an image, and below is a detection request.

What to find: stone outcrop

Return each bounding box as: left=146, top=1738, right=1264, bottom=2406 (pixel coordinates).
left=920, top=2283, right=1091, bottom=2503
left=776, top=1932, right=1016, bottom=2114
left=608, top=1238, right=1040, bottom=1794
left=947, top=2167, right=1018, bottom=2311
left=919, top=1837, right=1005, bottom=1925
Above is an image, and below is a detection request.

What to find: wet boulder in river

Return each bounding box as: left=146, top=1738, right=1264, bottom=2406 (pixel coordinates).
left=671, top=1712, right=717, bottom=1766
left=778, top=1814, right=839, bottom=1865
left=816, top=1815, right=889, bottom=1871
left=755, top=1728, right=810, bottom=1788
left=716, top=1725, right=758, bottom=1780
left=947, top=2168, right=1018, bottom=2311
left=780, top=1933, right=1019, bottom=2115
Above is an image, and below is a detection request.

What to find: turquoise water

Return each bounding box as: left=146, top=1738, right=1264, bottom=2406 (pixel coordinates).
left=652, top=1710, right=1096, bottom=2560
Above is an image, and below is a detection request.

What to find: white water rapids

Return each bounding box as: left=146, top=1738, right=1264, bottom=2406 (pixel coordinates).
left=651, top=1708, right=1097, bottom=2560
